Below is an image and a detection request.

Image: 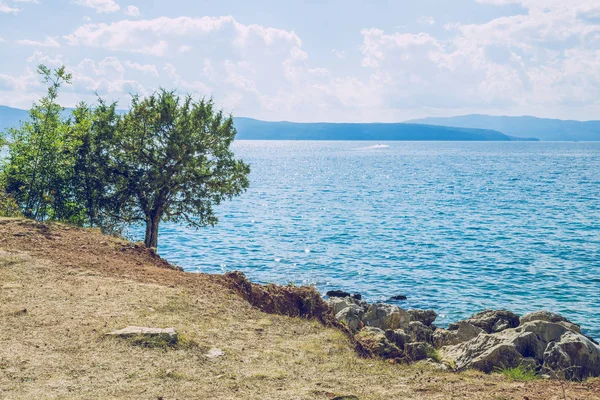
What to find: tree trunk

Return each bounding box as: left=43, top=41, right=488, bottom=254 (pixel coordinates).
left=144, top=213, right=160, bottom=249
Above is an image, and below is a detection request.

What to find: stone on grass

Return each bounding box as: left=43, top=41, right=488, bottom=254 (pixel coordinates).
left=106, top=326, right=178, bottom=344
left=206, top=348, right=225, bottom=359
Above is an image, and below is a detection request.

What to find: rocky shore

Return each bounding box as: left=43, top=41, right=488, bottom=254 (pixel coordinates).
left=328, top=294, right=600, bottom=381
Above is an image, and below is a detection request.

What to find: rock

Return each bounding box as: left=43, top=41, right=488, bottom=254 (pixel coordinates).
left=433, top=322, right=483, bottom=348
left=406, top=321, right=434, bottom=344
left=543, top=331, right=600, bottom=381
left=355, top=327, right=403, bottom=358
left=408, top=309, right=437, bottom=326
left=442, top=320, right=600, bottom=379
left=520, top=310, right=569, bottom=325
left=206, top=348, right=224, bottom=359
left=327, top=290, right=361, bottom=300
left=385, top=329, right=409, bottom=350
left=405, top=342, right=432, bottom=361
left=330, top=297, right=366, bottom=315
left=449, top=310, right=520, bottom=334
left=336, top=306, right=364, bottom=332
left=390, top=294, right=407, bottom=301
left=106, top=326, right=178, bottom=344
left=362, top=303, right=410, bottom=330
left=332, top=396, right=359, bottom=400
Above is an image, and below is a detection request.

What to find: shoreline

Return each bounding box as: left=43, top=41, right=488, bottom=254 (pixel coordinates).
left=2, top=217, right=600, bottom=398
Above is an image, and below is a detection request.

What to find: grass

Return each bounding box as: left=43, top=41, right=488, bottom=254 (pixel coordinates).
left=495, top=363, right=540, bottom=382
left=0, top=217, right=599, bottom=399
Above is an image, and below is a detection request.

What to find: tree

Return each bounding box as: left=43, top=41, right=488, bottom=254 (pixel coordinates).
left=2, top=65, right=79, bottom=221
left=103, top=89, right=250, bottom=248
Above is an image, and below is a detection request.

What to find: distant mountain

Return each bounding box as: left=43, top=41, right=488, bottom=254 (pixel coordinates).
left=233, top=118, right=532, bottom=141
left=1, top=106, right=532, bottom=141
left=0, top=106, right=29, bottom=135
left=406, top=115, right=600, bottom=141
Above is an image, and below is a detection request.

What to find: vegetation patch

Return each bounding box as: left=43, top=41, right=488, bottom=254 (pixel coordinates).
left=495, top=362, right=540, bottom=382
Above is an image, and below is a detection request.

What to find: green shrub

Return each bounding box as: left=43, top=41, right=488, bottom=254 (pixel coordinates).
left=495, top=362, right=540, bottom=381
left=0, top=190, right=21, bottom=217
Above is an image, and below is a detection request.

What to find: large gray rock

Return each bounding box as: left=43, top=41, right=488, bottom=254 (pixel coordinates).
left=355, top=327, right=403, bottom=358
left=362, top=303, right=410, bottom=330
left=406, top=321, right=434, bottom=344
left=543, top=331, right=600, bottom=381
left=520, top=310, right=569, bottom=325
left=330, top=297, right=366, bottom=315
left=405, top=342, right=435, bottom=362
left=106, top=326, right=178, bottom=344
left=336, top=306, right=364, bottom=332
left=449, top=309, right=520, bottom=334
left=408, top=309, right=437, bottom=326
left=442, top=320, right=600, bottom=379
left=433, top=322, right=483, bottom=348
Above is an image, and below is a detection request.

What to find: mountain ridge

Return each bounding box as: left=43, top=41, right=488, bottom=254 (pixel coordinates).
left=406, top=114, right=600, bottom=141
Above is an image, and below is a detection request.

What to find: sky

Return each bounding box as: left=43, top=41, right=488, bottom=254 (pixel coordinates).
left=1, top=0, right=600, bottom=122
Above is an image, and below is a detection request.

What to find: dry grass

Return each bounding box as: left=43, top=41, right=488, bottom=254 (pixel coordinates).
left=1, top=217, right=599, bottom=399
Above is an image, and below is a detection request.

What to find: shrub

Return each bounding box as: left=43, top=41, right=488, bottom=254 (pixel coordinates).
left=495, top=362, right=540, bottom=381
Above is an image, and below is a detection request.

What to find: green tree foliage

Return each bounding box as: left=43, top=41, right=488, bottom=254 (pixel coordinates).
left=0, top=65, right=250, bottom=249
left=2, top=65, right=81, bottom=222
left=105, top=90, right=250, bottom=248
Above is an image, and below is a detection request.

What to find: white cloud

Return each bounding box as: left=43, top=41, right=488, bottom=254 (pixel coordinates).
left=64, top=16, right=302, bottom=56
left=0, top=2, right=19, bottom=14
left=16, top=36, right=60, bottom=47
left=74, top=0, right=120, bottom=14
left=332, top=49, right=346, bottom=59
left=124, top=5, right=138, bottom=16
left=124, top=61, right=158, bottom=77
left=417, top=16, right=436, bottom=26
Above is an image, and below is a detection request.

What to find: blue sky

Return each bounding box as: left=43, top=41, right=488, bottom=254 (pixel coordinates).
left=1, top=0, right=599, bottom=121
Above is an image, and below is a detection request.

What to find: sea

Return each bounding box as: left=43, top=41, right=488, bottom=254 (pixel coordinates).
left=142, top=141, right=600, bottom=338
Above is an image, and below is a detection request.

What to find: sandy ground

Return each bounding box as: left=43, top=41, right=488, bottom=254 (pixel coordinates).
left=1, top=217, right=599, bottom=400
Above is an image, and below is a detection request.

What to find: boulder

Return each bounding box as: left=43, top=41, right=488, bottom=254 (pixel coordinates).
left=385, top=329, right=409, bottom=350
left=106, top=326, right=178, bottom=344
left=442, top=320, right=600, bottom=379
left=449, top=310, right=519, bottom=334
left=405, top=342, right=433, bottom=362
left=336, top=306, right=364, bottom=332
left=543, top=331, right=600, bottom=381
left=520, top=310, right=569, bottom=325
left=354, top=327, right=403, bottom=358
left=520, top=311, right=588, bottom=338
left=433, top=322, right=483, bottom=348
left=330, top=297, right=366, bottom=315
left=408, top=309, right=437, bottom=326
left=362, top=303, right=410, bottom=330
left=406, top=321, right=434, bottom=344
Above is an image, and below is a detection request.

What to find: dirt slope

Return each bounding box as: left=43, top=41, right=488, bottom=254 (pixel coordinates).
left=1, top=218, right=599, bottom=399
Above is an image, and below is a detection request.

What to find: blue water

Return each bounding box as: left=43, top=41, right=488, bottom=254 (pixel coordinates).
left=150, top=141, right=600, bottom=338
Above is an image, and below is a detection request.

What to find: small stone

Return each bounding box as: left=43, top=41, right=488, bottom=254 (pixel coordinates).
left=106, top=326, right=178, bottom=344
left=206, top=348, right=225, bottom=359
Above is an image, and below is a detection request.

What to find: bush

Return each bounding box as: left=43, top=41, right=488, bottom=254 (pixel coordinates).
left=0, top=190, right=21, bottom=217
left=495, top=362, right=540, bottom=381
